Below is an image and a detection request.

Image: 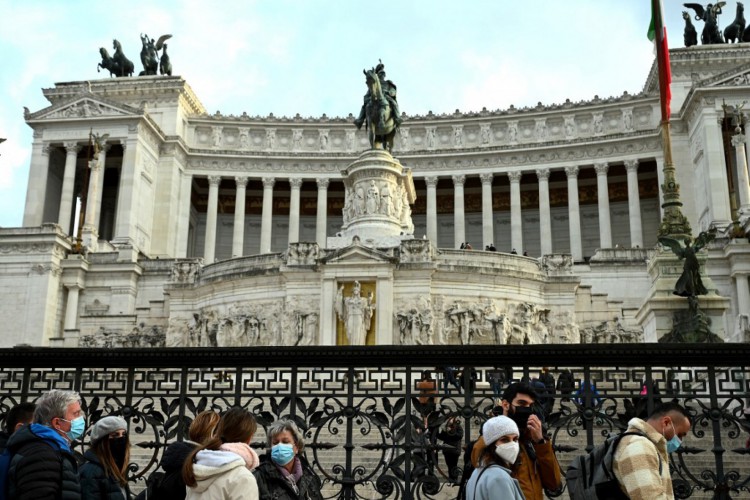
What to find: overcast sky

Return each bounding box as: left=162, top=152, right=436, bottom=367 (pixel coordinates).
left=0, top=1, right=703, bottom=227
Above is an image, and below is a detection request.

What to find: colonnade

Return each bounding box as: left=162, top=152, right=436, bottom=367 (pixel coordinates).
left=192, top=161, right=647, bottom=263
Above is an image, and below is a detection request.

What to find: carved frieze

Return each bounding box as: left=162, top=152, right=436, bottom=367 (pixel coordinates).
left=79, top=325, right=166, bottom=348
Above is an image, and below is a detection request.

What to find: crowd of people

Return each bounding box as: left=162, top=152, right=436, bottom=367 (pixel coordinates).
left=0, top=375, right=728, bottom=500
left=0, top=390, right=323, bottom=500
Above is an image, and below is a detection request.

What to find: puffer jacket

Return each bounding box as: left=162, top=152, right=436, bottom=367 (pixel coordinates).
left=79, top=449, right=128, bottom=500
left=186, top=449, right=258, bottom=500
left=253, top=455, right=323, bottom=500
left=150, top=440, right=196, bottom=500
left=6, top=423, right=81, bottom=500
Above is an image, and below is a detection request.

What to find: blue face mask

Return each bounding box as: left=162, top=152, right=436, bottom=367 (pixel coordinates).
left=271, top=443, right=295, bottom=466
left=665, top=421, right=682, bottom=454
left=62, top=416, right=86, bottom=441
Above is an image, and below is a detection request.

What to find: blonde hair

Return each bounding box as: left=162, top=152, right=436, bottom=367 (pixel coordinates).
left=183, top=408, right=257, bottom=487
left=188, top=410, right=220, bottom=443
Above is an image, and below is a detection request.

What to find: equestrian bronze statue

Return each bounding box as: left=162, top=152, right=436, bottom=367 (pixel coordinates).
left=354, top=61, right=402, bottom=152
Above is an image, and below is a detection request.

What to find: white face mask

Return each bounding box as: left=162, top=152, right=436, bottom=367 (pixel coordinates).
left=495, top=441, right=519, bottom=465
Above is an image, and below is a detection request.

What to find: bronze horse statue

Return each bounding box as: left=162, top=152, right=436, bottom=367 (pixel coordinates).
left=683, top=11, right=699, bottom=46
left=361, top=67, right=397, bottom=152
left=98, top=39, right=134, bottom=77
left=724, top=1, right=745, bottom=43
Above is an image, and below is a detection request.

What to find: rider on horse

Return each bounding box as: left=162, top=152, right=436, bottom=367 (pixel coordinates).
left=354, top=61, right=402, bottom=129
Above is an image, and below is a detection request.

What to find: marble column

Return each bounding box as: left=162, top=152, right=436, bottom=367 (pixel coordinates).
left=23, top=141, right=51, bottom=227
left=595, top=162, right=612, bottom=249
left=536, top=168, right=552, bottom=255
left=508, top=171, right=523, bottom=254
left=625, top=160, right=643, bottom=247
left=92, top=144, right=110, bottom=231
left=733, top=133, right=750, bottom=215
left=204, top=175, right=221, bottom=263
left=452, top=175, right=466, bottom=248
left=232, top=176, right=248, bottom=258
left=63, top=285, right=80, bottom=331
left=316, top=178, right=329, bottom=247
left=58, top=142, right=80, bottom=233
left=260, top=177, right=275, bottom=253
left=114, top=139, right=139, bottom=244
left=425, top=177, right=439, bottom=245
left=565, top=166, right=583, bottom=261
left=83, top=159, right=101, bottom=233
left=176, top=173, right=193, bottom=258
left=737, top=274, right=750, bottom=322
left=480, top=173, right=494, bottom=248
left=288, top=178, right=303, bottom=244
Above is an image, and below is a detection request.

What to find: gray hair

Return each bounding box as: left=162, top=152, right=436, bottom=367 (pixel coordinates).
left=267, top=419, right=305, bottom=452
left=34, top=389, right=81, bottom=425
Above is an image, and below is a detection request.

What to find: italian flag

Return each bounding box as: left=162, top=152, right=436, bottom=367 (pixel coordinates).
left=648, top=0, right=672, bottom=122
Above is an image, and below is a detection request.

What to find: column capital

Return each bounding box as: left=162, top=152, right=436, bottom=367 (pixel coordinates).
left=564, top=165, right=579, bottom=178
left=425, top=176, right=439, bottom=187
left=235, top=176, right=249, bottom=187
left=316, top=178, right=330, bottom=189
left=289, top=178, right=304, bottom=189
left=452, top=174, right=466, bottom=186
left=535, top=168, right=550, bottom=181
left=508, top=171, right=523, bottom=183
left=594, top=162, right=609, bottom=175
left=624, top=159, right=640, bottom=172
left=731, top=133, right=747, bottom=147
left=64, top=142, right=80, bottom=155
left=208, top=175, right=222, bottom=187
left=88, top=159, right=101, bottom=171
left=479, top=173, right=493, bottom=185
left=42, top=144, right=52, bottom=156
left=262, top=177, right=276, bottom=189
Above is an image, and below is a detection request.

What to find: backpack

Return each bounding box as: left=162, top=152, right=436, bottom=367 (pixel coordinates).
left=566, top=430, right=662, bottom=500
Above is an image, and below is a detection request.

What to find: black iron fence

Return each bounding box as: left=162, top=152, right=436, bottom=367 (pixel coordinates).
left=1, top=344, right=749, bottom=499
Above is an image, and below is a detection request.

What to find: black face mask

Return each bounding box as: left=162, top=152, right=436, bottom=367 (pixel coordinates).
left=109, top=436, right=128, bottom=469
left=510, top=406, right=534, bottom=429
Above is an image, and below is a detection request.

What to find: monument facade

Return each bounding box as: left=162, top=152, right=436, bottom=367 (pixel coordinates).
left=2, top=44, right=750, bottom=348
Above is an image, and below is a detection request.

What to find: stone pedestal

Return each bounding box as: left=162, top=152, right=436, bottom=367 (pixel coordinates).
left=636, top=249, right=730, bottom=342
left=328, top=149, right=416, bottom=248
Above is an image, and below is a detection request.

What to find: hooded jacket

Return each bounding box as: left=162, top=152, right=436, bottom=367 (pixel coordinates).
left=6, top=423, right=81, bottom=500
left=186, top=449, right=258, bottom=500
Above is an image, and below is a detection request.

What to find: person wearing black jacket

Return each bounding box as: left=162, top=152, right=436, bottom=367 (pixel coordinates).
left=6, top=389, right=84, bottom=500
left=253, top=420, right=323, bottom=500
left=79, top=416, right=131, bottom=500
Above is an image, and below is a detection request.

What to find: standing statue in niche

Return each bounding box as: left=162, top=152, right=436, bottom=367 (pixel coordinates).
left=354, top=60, right=401, bottom=152
left=684, top=2, right=726, bottom=44
left=366, top=180, right=380, bottom=214
left=335, top=281, right=375, bottom=345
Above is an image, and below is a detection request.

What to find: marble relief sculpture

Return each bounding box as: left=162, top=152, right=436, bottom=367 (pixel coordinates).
left=80, top=325, right=166, bottom=348
left=396, top=297, right=433, bottom=345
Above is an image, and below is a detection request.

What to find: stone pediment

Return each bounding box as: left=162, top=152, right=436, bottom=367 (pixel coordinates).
left=27, top=94, right=141, bottom=121
left=320, top=241, right=398, bottom=265
left=700, top=62, right=750, bottom=88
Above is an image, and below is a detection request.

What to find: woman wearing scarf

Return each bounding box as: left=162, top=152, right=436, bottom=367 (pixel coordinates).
left=183, top=407, right=260, bottom=499
left=79, top=415, right=132, bottom=500
left=254, top=419, right=323, bottom=500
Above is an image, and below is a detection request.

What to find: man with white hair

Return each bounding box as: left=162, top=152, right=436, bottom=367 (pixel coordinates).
left=5, top=389, right=84, bottom=499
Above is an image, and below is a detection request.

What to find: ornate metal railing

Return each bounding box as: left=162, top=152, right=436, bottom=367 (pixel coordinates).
left=0, top=344, right=748, bottom=499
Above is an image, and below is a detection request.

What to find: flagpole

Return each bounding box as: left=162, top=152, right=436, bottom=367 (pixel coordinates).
left=651, top=0, right=691, bottom=239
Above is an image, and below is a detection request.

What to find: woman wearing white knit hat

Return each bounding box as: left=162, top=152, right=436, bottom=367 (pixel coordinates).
left=466, top=415, right=526, bottom=499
